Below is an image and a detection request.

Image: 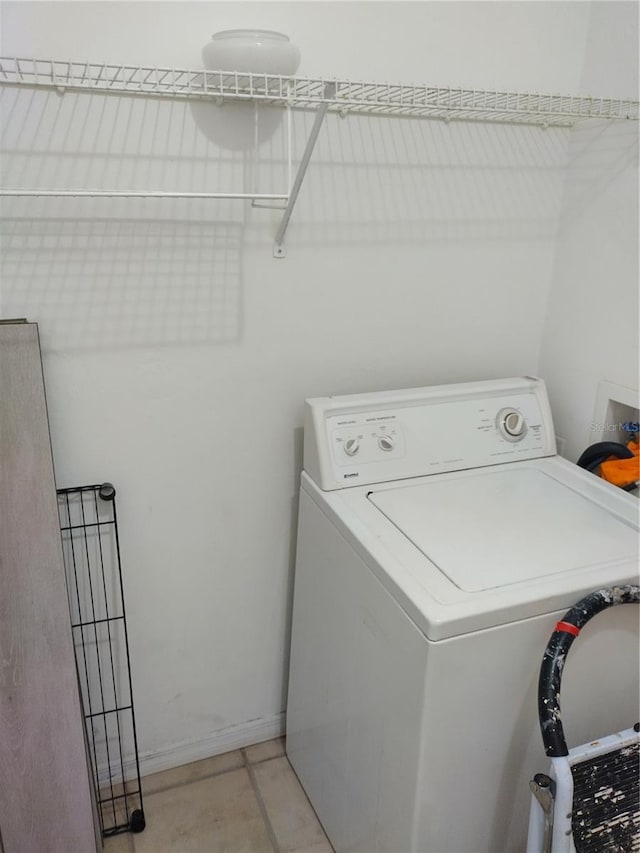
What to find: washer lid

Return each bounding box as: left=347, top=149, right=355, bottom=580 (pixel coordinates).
left=368, top=468, right=639, bottom=592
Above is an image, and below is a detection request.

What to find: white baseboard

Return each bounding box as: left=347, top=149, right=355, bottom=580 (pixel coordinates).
left=97, top=712, right=285, bottom=786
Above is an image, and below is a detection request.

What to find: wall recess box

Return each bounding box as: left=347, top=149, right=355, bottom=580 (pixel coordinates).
left=592, top=380, right=640, bottom=445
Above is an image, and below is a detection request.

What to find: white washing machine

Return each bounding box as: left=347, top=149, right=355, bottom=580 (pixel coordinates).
left=286, top=377, right=639, bottom=853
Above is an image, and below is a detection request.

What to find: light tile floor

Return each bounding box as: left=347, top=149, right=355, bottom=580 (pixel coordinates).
left=104, top=738, right=334, bottom=853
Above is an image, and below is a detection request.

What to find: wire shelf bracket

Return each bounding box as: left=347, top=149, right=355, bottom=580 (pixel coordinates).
left=1, top=56, right=638, bottom=257
left=273, top=83, right=335, bottom=258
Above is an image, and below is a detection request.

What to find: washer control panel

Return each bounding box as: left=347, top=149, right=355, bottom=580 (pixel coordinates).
left=304, top=377, right=556, bottom=490
left=331, top=415, right=406, bottom=466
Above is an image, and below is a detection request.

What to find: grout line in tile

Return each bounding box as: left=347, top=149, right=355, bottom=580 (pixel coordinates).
left=246, top=760, right=281, bottom=853
left=140, top=754, right=247, bottom=796
left=244, top=753, right=286, bottom=767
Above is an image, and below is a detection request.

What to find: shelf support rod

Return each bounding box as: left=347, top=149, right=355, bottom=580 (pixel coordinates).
left=0, top=190, right=289, bottom=200
left=273, top=83, right=335, bottom=259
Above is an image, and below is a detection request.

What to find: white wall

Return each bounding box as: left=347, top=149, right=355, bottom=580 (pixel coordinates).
left=0, top=1, right=601, bottom=773
left=539, top=1, right=639, bottom=462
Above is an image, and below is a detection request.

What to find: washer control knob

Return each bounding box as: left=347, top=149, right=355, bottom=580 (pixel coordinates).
left=344, top=438, right=360, bottom=456
left=378, top=435, right=395, bottom=452
left=504, top=411, right=524, bottom=435
left=497, top=408, right=527, bottom=442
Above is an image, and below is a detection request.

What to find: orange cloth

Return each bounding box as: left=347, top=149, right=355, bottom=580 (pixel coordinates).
left=599, top=440, right=640, bottom=488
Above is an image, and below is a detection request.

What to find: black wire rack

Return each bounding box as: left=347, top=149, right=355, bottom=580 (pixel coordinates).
left=57, top=482, right=145, bottom=837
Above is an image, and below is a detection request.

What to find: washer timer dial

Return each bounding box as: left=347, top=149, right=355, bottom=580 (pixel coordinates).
left=496, top=408, right=527, bottom=442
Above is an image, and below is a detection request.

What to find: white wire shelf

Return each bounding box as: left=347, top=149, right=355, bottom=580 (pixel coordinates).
left=1, top=56, right=638, bottom=127
left=2, top=55, right=638, bottom=257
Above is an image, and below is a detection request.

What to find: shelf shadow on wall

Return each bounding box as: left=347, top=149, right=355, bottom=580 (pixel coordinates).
left=0, top=212, right=244, bottom=350
left=0, top=87, right=295, bottom=351
left=558, top=119, right=639, bottom=228
left=243, top=109, right=575, bottom=249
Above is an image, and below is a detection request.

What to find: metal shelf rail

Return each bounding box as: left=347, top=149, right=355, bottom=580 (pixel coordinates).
left=1, top=56, right=638, bottom=255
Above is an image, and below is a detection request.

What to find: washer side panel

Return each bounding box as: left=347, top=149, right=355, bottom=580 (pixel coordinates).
left=286, top=489, right=429, bottom=853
